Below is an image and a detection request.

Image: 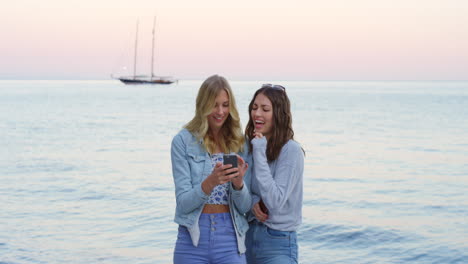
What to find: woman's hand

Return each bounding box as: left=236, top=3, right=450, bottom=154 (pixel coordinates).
left=252, top=200, right=269, bottom=222
left=253, top=130, right=263, bottom=139
left=231, top=155, right=248, bottom=190
left=202, top=162, right=239, bottom=195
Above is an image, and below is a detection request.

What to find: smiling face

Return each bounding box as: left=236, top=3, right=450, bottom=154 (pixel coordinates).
left=251, top=93, right=274, bottom=139
left=208, top=89, right=230, bottom=133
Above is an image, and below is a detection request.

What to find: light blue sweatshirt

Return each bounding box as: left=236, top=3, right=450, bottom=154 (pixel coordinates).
left=249, top=137, right=304, bottom=231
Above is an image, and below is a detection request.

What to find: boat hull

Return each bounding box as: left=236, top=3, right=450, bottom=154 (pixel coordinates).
left=119, top=78, right=174, bottom=85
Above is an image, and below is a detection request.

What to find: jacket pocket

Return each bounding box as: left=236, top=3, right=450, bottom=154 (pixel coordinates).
left=265, top=227, right=290, bottom=239
left=188, top=152, right=204, bottom=162
left=187, top=152, right=206, bottom=184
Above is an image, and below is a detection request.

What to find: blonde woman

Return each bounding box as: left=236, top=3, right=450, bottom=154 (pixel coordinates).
left=171, top=75, right=251, bottom=264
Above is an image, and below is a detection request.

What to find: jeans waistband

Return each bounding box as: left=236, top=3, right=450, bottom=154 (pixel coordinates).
left=200, top=212, right=231, bottom=220
left=250, top=219, right=265, bottom=226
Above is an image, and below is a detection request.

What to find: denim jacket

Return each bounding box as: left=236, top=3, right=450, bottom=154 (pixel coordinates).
left=171, top=129, right=252, bottom=254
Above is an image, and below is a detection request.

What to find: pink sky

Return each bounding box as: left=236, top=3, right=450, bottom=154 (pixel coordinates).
left=1, top=0, right=467, bottom=80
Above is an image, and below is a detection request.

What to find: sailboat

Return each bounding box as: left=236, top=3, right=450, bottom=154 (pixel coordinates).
left=115, top=17, right=176, bottom=85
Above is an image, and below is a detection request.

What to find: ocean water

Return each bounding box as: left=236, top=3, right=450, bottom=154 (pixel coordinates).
left=1, top=80, right=467, bottom=264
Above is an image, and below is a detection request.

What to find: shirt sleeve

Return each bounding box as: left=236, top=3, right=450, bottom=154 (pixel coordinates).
left=230, top=183, right=252, bottom=214
left=249, top=164, right=261, bottom=209
left=252, top=137, right=302, bottom=212
left=229, top=147, right=253, bottom=214
left=171, top=133, right=209, bottom=214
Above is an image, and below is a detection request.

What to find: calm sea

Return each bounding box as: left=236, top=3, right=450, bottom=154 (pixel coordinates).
left=1, top=80, right=467, bottom=264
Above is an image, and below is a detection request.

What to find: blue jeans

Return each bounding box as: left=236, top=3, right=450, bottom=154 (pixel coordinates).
left=174, top=213, right=246, bottom=264
left=246, top=220, right=298, bottom=264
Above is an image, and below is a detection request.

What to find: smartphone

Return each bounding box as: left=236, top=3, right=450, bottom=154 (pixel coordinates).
left=259, top=199, right=269, bottom=213
left=223, top=154, right=238, bottom=176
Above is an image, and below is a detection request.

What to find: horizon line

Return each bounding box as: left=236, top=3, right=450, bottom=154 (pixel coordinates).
left=1, top=78, right=467, bottom=82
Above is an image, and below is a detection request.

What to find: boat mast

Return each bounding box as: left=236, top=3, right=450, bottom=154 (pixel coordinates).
left=151, top=16, right=156, bottom=80
left=133, top=19, right=139, bottom=79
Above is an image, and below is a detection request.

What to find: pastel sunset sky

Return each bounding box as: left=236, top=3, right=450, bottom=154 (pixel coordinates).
left=1, top=0, right=467, bottom=80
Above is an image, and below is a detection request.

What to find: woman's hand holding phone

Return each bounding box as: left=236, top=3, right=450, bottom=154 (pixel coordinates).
left=202, top=154, right=247, bottom=194
left=202, top=162, right=237, bottom=195
left=224, top=154, right=248, bottom=190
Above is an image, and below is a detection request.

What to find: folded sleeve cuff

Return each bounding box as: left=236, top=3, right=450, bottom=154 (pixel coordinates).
left=196, top=183, right=210, bottom=200
left=230, top=182, right=248, bottom=199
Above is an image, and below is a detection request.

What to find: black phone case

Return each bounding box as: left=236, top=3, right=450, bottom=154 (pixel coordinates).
left=223, top=154, right=238, bottom=167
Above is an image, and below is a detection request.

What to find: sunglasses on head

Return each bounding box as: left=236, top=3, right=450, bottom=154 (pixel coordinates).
left=262, top=83, right=286, bottom=92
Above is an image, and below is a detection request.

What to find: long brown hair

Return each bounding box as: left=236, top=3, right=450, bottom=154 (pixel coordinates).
left=245, top=86, right=294, bottom=161
left=185, top=75, right=244, bottom=153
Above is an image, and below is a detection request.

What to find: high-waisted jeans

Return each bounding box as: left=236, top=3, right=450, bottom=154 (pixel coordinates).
left=245, top=220, right=298, bottom=264
left=173, top=212, right=246, bottom=264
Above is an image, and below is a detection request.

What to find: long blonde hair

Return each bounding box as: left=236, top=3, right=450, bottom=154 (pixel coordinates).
left=185, top=75, right=244, bottom=153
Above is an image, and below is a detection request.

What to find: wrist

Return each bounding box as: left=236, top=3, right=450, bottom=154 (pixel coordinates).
left=233, top=182, right=244, bottom=190
left=252, top=136, right=267, bottom=145
left=202, top=178, right=215, bottom=195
